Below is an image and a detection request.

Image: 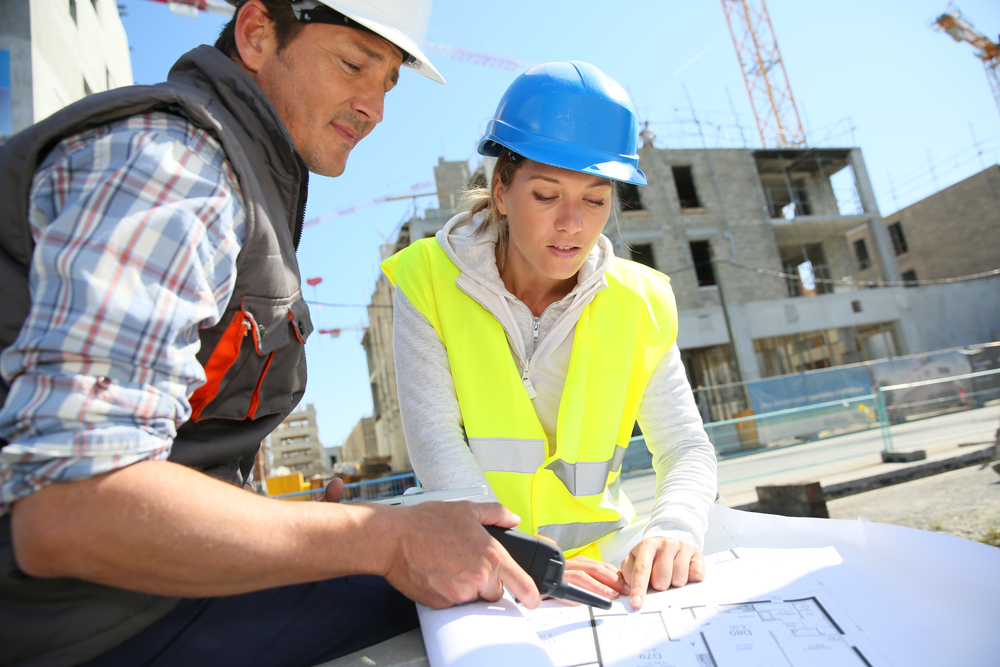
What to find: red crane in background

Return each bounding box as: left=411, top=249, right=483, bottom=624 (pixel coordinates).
left=318, top=326, right=368, bottom=338
left=932, top=8, right=1000, bottom=119
left=721, top=0, right=806, bottom=148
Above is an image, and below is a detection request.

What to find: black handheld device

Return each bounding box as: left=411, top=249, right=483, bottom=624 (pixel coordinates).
left=485, top=525, right=613, bottom=610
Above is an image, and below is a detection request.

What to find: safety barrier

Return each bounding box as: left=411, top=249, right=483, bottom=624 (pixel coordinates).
left=623, top=368, right=1000, bottom=481
left=270, top=472, right=420, bottom=502
left=876, top=367, right=1000, bottom=452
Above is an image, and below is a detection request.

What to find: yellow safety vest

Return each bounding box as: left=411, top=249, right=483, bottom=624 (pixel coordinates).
left=383, top=239, right=678, bottom=559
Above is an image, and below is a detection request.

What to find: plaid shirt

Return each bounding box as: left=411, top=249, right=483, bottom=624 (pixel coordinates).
left=0, top=112, right=247, bottom=512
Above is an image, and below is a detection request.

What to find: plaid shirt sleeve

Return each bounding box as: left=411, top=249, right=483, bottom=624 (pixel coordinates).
left=0, top=111, right=247, bottom=513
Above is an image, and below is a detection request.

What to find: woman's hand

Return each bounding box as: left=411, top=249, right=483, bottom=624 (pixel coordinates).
left=620, top=537, right=705, bottom=609
left=562, top=556, right=628, bottom=601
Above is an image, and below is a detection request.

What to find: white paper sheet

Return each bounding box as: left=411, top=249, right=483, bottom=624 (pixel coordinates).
left=417, top=508, right=1000, bottom=667
left=416, top=595, right=554, bottom=667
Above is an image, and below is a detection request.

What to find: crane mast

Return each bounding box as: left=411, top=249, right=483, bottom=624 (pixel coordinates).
left=721, top=0, right=806, bottom=148
left=932, top=9, right=1000, bottom=118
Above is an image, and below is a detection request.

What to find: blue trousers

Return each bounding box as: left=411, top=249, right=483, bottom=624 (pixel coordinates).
left=81, top=575, right=419, bottom=667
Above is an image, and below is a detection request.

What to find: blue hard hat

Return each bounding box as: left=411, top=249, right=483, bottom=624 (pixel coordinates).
left=478, top=61, right=646, bottom=186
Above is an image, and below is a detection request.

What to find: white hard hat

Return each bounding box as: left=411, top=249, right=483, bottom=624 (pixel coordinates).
left=223, top=1, right=445, bottom=83
left=288, top=0, right=445, bottom=84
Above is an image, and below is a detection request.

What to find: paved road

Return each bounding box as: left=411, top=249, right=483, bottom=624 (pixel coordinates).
left=827, top=461, right=1000, bottom=543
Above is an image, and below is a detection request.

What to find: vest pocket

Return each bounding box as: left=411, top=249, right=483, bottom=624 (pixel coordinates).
left=190, top=294, right=311, bottom=422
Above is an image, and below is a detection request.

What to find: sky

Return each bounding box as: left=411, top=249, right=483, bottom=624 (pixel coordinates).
left=119, top=0, right=1000, bottom=451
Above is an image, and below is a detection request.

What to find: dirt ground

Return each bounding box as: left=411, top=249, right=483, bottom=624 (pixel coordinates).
left=826, top=460, right=1000, bottom=545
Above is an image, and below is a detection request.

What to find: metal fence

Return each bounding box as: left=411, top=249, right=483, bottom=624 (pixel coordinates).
left=624, top=368, right=1000, bottom=480
left=876, top=368, right=1000, bottom=452
left=271, top=370, right=1000, bottom=498
left=270, top=472, right=420, bottom=502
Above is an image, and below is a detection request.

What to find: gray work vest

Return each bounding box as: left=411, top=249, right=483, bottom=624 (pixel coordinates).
left=0, top=45, right=313, bottom=666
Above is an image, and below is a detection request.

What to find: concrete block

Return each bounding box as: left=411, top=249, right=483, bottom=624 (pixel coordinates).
left=755, top=482, right=829, bottom=518
left=881, top=450, right=927, bottom=463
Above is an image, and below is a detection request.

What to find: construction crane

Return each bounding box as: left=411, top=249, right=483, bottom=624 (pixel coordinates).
left=720, top=0, right=806, bottom=148
left=318, top=326, right=368, bottom=338
left=302, top=181, right=434, bottom=229
left=932, top=8, right=1000, bottom=118
left=142, top=0, right=231, bottom=16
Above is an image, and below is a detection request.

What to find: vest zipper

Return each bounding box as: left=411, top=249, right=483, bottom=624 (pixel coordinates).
left=292, top=154, right=308, bottom=251
left=532, top=317, right=539, bottom=344
left=521, top=365, right=538, bottom=399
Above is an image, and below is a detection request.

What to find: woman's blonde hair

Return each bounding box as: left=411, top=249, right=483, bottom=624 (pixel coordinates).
left=460, top=148, right=525, bottom=273
left=461, top=149, right=624, bottom=273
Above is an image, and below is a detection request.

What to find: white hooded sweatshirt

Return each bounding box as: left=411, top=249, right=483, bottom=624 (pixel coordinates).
left=392, top=211, right=717, bottom=551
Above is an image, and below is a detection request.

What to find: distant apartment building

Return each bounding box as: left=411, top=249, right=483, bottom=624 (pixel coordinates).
left=267, top=403, right=328, bottom=477
left=361, top=145, right=1000, bottom=462
left=340, top=415, right=377, bottom=464
left=847, top=164, right=1000, bottom=288
left=0, top=0, right=133, bottom=141
left=357, top=158, right=470, bottom=473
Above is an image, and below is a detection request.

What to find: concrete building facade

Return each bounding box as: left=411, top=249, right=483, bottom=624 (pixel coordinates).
left=0, top=0, right=132, bottom=141
left=267, top=403, right=328, bottom=477
left=358, top=158, right=468, bottom=472
left=340, top=415, right=377, bottom=464
left=846, top=164, right=1000, bottom=288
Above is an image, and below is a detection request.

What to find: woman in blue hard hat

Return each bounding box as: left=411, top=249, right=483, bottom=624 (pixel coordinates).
left=382, top=62, right=717, bottom=609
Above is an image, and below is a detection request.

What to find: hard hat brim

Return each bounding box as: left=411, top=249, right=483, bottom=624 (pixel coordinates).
left=479, top=125, right=647, bottom=186
left=341, top=14, right=445, bottom=84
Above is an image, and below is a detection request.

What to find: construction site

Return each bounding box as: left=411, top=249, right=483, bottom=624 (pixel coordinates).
left=1, top=1, right=998, bottom=665
left=9, top=0, right=993, bottom=493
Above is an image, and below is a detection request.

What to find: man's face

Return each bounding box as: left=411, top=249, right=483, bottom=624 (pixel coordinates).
left=254, top=22, right=403, bottom=177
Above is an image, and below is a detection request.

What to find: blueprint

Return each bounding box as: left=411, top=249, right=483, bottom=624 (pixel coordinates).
left=520, top=549, right=874, bottom=667
left=524, top=595, right=871, bottom=667
left=415, top=507, right=1000, bottom=667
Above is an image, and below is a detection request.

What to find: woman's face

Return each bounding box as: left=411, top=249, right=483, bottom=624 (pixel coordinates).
left=495, top=160, right=613, bottom=289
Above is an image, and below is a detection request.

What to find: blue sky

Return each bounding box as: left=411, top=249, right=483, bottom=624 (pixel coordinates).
left=121, top=0, right=1000, bottom=451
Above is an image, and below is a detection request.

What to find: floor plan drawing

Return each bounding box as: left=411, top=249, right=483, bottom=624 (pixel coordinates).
left=523, top=595, right=872, bottom=667
left=417, top=509, right=999, bottom=667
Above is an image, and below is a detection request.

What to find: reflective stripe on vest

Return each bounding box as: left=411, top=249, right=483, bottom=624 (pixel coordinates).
left=545, top=444, right=628, bottom=497
left=469, top=438, right=545, bottom=474
left=383, top=238, right=678, bottom=556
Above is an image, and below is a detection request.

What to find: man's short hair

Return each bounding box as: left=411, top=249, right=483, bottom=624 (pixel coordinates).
left=215, top=0, right=306, bottom=59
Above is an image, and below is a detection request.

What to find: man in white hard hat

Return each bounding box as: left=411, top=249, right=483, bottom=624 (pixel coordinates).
left=0, top=2, right=538, bottom=665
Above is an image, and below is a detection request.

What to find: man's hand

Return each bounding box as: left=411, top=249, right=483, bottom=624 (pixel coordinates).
left=380, top=501, right=540, bottom=610
left=620, top=537, right=705, bottom=609
left=562, top=556, right=627, bottom=601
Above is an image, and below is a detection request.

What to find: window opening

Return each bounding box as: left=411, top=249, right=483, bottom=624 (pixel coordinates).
left=630, top=243, right=656, bottom=269
left=690, top=240, right=715, bottom=286
left=853, top=238, right=870, bottom=270
left=617, top=182, right=643, bottom=210
left=888, top=222, right=908, bottom=255
left=672, top=166, right=701, bottom=209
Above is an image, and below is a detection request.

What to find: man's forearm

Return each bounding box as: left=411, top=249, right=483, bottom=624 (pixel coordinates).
left=10, top=459, right=543, bottom=609
left=10, top=460, right=395, bottom=597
